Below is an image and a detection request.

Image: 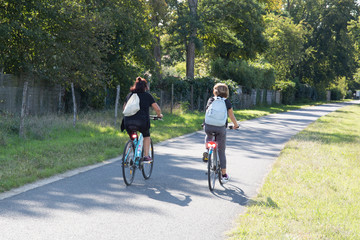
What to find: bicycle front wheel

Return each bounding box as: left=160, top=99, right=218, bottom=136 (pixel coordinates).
left=142, top=138, right=154, bottom=179
left=122, top=140, right=136, bottom=186
left=208, top=149, right=218, bottom=191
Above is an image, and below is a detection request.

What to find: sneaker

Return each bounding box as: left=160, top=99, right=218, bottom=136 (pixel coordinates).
left=221, top=174, right=230, bottom=184
left=143, top=156, right=153, bottom=162
left=202, top=152, right=209, bottom=162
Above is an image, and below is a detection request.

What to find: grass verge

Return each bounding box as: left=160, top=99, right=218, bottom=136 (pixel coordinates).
left=0, top=101, right=334, bottom=193
left=229, top=104, right=360, bottom=239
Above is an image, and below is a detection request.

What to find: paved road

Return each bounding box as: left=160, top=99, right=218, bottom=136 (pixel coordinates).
left=1, top=101, right=359, bottom=240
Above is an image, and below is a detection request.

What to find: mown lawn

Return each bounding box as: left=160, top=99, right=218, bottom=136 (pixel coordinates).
left=229, top=104, right=360, bottom=239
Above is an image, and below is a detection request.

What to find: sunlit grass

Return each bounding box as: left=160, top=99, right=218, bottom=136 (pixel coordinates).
left=229, top=104, right=360, bottom=239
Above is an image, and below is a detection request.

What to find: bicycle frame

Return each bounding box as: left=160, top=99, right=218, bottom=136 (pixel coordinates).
left=207, top=136, right=222, bottom=191
left=131, top=131, right=143, bottom=163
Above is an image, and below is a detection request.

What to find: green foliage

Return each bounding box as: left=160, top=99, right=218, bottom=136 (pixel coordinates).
left=329, top=77, right=348, bottom=100
left=263, top=13, right=311, bottom=82
left=275, top=80, right=296, bottom=104
left=200, top=0, right=267, bottom=61
left=293, top=0, right=359, bottom=89
left=210, top=58, right=275, bottom=90
left=295, top=79, right=316, bottom=101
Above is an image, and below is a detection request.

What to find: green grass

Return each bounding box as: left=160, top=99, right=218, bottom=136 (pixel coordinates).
left=229, top=104, right=360, bottom=239
left=0, top=101, right=335, bottom=193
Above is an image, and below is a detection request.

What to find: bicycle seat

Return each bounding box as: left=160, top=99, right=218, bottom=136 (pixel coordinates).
left=127, top=125, right=139, bottom=132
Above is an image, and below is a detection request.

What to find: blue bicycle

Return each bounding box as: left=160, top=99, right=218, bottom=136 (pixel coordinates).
left=122, top=116, right=162, bottom=186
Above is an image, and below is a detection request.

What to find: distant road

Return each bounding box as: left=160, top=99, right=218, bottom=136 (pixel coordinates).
left=1, top=101, right=358, bottom=240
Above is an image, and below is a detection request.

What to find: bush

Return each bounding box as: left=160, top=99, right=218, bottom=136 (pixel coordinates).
left=295, top=80, right=316, bottom=101
left=328, top=77, right=347, bottom=100
left=210, top=58, right=275, bottom=90
left=275, top=81, right=296, bottom=104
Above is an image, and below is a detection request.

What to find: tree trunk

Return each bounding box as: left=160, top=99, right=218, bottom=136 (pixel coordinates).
left=186, top=0, right=198, bottom=79
left=71, top=82, right=77, bottom=128
left=114, top=85, right=120, bottom=126
left=154, top=35, right=162, bottom=81
left=19, top=81, right=28, bottom=138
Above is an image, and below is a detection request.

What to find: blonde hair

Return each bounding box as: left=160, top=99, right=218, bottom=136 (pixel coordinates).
left=213, top=83, right=229, bottom=98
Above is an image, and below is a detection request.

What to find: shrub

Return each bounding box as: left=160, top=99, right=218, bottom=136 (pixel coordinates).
left=275, top=81, right=296, bottom=104
left=210, top=58, right=275, bottom=90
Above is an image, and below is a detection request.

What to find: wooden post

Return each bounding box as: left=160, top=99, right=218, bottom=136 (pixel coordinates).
left=171, top=83, right=174, bottom=114
left=114, top=85, right=120, bottom=126
left=190, top=84, right=194, bottom=111
left=160, top=90, right=163, bottom=108
left=58, top=85, right=63, bottom=114
left=71, top=82, right=77, bottom=128
left=19, top=81, right=28, bottom=137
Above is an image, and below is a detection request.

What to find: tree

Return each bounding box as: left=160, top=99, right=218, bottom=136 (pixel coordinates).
left=288, top=0, right=359, bottom=92
left=263, top=13, right=311, bottom=82
left=147, top=0, right=169, bottom=82
left=166, top=0, right=200, bottom=79
left=200, top=0, right=267, bottom=61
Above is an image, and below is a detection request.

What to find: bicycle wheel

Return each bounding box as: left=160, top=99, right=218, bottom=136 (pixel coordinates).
left=142, top=138, right=154, bottom=179
left=122, top=140, right=136, bottom=186
left=208, top=149, right=217, bottom=191
left=217, top=151, right=223, bottom=186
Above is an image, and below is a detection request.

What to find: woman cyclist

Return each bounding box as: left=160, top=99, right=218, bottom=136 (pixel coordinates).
left=122, top=77, right=163, bottom=161
left=203, top=83, right=239, bottom=183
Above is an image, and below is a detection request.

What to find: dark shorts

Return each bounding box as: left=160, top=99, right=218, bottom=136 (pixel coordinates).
left=124, top=119, right=150, bottom=137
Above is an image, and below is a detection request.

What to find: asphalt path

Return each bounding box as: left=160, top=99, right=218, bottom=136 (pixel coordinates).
left=1, top=101, right=359, bottom=240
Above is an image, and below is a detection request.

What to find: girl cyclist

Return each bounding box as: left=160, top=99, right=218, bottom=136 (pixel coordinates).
left=203, top=83, right=239, bottom=183
left=122, top=77, right=163, bottom=162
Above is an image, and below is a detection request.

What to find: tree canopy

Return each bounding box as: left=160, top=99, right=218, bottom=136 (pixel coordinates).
left=1, top=0, right=360, bottom=105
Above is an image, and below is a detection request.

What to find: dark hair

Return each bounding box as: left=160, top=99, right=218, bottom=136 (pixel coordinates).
left=130, top=77, right=148, bottom=93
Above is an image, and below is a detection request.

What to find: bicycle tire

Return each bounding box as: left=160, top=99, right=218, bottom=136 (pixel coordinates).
left=122, top=140, right=136, bottom=186
left=208, top=149, right=217, bottom=191
left=142, top=138, right=154, bottom=179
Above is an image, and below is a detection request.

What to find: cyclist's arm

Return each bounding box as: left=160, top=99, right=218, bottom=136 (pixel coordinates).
left=151, top=102, right=163, bottom=118
left=227, top=108, right=239, bottom=128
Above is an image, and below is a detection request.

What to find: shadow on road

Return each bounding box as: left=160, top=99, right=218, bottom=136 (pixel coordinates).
left=211, top=184, right=248, bottom=206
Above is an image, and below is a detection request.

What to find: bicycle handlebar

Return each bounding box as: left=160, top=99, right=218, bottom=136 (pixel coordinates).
left=150, top=115, right=163, bottom=120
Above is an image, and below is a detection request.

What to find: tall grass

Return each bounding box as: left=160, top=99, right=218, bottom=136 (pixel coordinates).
left=229, top=104, right=360, bottom=239
left=0, top=109, right=206, bottom=192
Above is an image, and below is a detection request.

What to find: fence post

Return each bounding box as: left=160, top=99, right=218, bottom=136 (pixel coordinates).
left=190, top=84, right=194, bottom=111
left=71, top=82, right=77, bottom=128
left=171, top=83, right=174, bottom=114
left=276, top=91, right=281, bottom=104
left=19, top=81, right=28, bottom=137
left=114, top=85, right=120, bottom=126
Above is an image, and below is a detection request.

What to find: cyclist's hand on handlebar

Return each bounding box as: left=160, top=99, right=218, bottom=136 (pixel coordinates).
left=158, top=113, right=163, bottom=119
left=229, top=124, right=240, bottom=130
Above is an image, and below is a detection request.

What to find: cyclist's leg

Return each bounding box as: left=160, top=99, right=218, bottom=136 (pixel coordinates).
left=204, top=123, right=214, bottom=146
left=140, top=127, right=151, bottom=159
left=214, top=126, right=227, bottom=174
left=203, top=124, right=215, bottom=161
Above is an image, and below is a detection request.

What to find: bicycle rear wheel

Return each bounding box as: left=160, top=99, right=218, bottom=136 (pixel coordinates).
left=208, top=149, right=218, bottom=191
left=122, top=140, right=136, bottom=186
left=142, top=138, right=154, bottom=179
